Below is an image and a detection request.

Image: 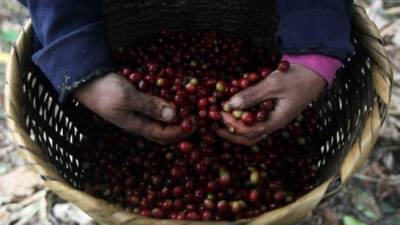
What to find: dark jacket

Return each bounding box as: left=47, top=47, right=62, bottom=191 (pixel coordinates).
left=19, top=0, right=353, bottom=101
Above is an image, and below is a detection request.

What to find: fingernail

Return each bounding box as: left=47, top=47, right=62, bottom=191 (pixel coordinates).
left=161, top=107, right=174, bottom=121
left=229, top=127, right=235, bottom=133
left=229, top=96, right=243, bottom=108
left=262, top=134, right=268, bottom=139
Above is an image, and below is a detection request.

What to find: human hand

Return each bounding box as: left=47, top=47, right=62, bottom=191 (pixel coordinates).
left=73, top=73, right=193, bottom=144
left=217, top=64, right=326, bottom=146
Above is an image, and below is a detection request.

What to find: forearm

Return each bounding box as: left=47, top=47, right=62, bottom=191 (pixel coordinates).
left=20, top=0, right=116, bottom=101
left=276, top=0, right=353, bottom=84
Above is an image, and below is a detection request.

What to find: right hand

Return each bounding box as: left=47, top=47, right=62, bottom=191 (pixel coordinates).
left=217, top=64, right=326, bottom=146
left=73, top=73, right=193, bottom=144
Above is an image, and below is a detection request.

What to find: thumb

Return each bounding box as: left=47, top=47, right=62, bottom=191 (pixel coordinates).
left=129, top=91, right=176, bottom=122
left=227, top=77, right=278, bottom=110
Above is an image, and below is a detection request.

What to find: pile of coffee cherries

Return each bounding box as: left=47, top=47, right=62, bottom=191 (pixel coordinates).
left=79, top=30, right=322, bottom=221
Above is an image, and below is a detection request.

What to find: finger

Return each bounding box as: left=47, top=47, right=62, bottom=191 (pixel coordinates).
left=123, top=113, right=191, bottom=144
left=222, top=103, right=295, bottom=138
left=259, top=101, right=300, bottom=135
left=227, top=75, right=280, bottom=109
left=147, top=125, right=190, bottom=144
left=216, top=128, right=264, bottom=146
left=221, top=112, right=251, bottom=134
left=128, top=91, right=177, bottom=122
left=221, top=112, right=265, bottom=137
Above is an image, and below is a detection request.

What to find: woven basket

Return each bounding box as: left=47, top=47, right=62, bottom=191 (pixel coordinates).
left=5, top=1, right=392, bottom=225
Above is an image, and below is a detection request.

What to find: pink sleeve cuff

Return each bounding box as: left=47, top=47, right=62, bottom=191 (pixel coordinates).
left=282, top=54, right=342, bottom=85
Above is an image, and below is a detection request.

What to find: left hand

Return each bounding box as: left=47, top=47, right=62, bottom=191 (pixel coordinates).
left=74, top=73, right=192, bottom=145
left=217, top=64, right=326, bottom=146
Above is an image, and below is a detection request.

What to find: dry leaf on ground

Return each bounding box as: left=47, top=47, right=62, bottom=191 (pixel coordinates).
left=0, top=166, right=43, bottom=203
left=322, top=209, right=340, bottom=225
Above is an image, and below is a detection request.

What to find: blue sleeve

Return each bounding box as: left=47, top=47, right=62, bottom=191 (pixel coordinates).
left=276, top=0, right=354, bottom=61
left=19, top=0, right=116, bottom=101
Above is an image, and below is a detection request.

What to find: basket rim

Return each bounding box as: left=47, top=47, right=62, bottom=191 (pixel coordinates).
left=4, top=2, right=393, bottom=224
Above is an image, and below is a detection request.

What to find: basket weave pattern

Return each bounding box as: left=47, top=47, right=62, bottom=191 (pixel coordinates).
left=5, top=1, right=392, bottom=225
